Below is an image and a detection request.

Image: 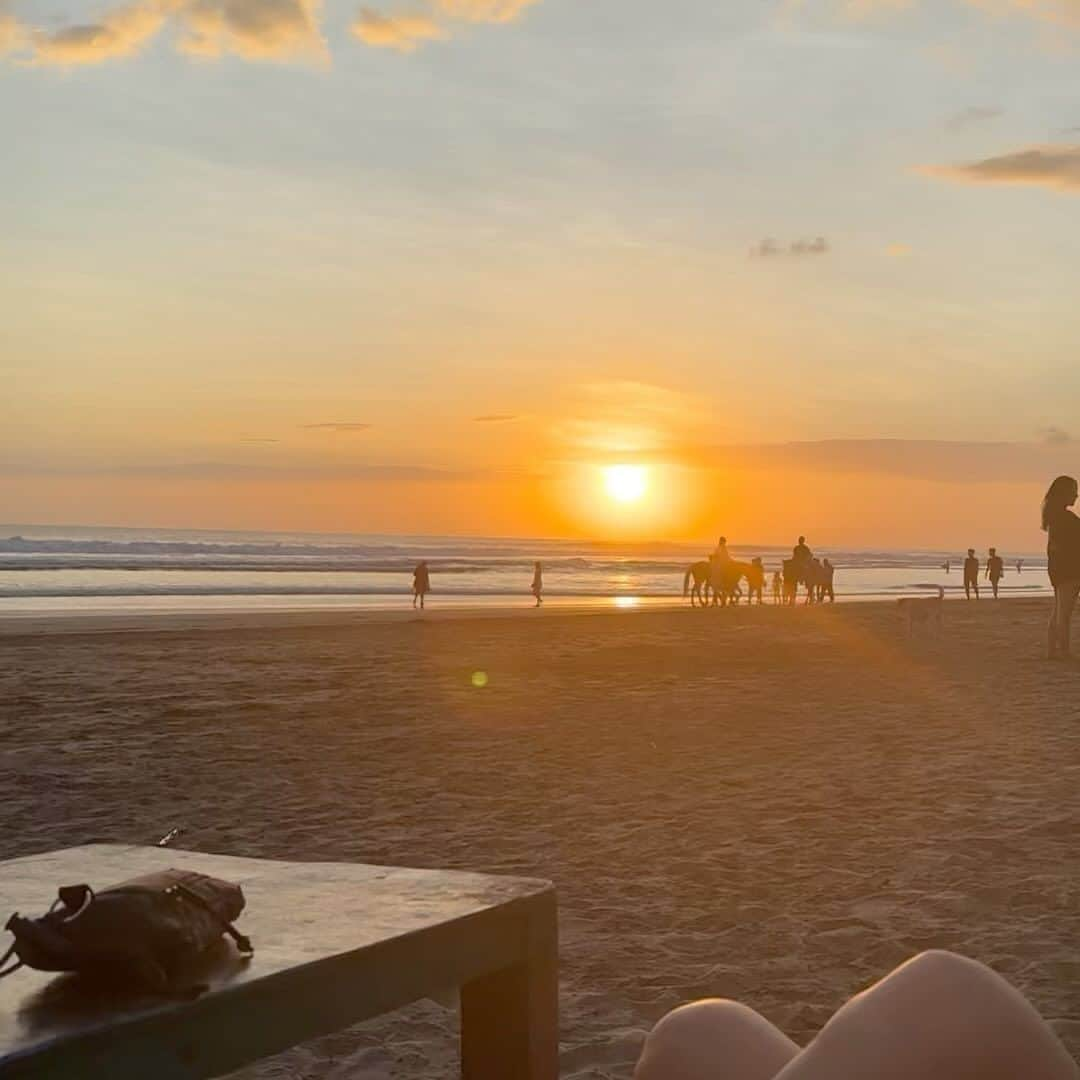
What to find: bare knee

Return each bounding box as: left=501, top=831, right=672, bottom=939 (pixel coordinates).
left=635, top=1000, right=797, bottom=1080
left=814, top=951, right=1077, bottom=1079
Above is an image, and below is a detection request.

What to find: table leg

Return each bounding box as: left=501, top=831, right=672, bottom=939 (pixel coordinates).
left=460, top=894, right=558, bottom=1080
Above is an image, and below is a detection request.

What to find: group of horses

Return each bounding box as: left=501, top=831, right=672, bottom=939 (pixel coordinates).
left=682, top=554, right=836, bottom=607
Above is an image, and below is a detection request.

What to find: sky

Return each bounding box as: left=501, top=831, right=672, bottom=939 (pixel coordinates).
left=3, top=0, right=1080, bottom=547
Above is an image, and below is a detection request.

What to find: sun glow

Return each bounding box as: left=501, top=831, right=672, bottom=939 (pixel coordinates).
left=604, top=465, right=648, bottom=504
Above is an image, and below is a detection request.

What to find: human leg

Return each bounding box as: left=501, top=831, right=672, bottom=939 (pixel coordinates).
left=1057, top=581, right=1080, bottom=657
left=634, top=999, right=799, bottom=1080
left=774, top=951, right=1077, bottom=1080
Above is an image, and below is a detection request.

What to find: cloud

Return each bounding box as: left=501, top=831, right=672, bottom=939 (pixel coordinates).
left=473, top=414, right=518, bottom=423
left=0, top=460, right=504, bottom=483
left=750, top=237, right=830, bottom=258
left=946, top=105, right=1003, bottom=132
left=921, top=145, right=1080, bottom=192
left=177, top=0, right=325, bottom=60
left=433, top=0, right=538, bottom=22
left=884, top=243, right=911, bottom=257
left=301, top=422, right=374, bottom=432
left=0, top=4, right=26, bottom=55
left=1041, top=426, right=1071, bottom=445
left=613, top=439, right=1080, bottom=486
left=28, top=0, right=172, bottom=65
left=964, top=0, right=1080, bottom=27
left=351, top=9, right=444, bottom=51
left=10, top=0, right=326, bottom=65
left=351, top=0, right=537, bottom=52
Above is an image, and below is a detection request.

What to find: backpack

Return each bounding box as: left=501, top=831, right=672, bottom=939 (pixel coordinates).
left=0, top=868, right=253, bottom=994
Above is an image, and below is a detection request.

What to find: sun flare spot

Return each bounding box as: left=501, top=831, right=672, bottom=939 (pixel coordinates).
left=604, top=465, right=648, bottom=504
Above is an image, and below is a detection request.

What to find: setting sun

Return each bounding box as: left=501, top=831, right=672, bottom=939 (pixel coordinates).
left=604, top=465, right=648, bottom=504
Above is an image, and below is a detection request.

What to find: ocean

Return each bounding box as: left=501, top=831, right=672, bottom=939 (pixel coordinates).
left=0, top=524, right=1051, bottom=616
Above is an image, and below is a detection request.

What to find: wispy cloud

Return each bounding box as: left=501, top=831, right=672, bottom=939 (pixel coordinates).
left=473, top=414, right=518, bottom=423
left=350, top=9, right=443, bottom=51
left=838, top=0, right=1080, bottom=28
left=921, top=145, right=1080, bottom=192
left=301, top=422, right=374, bottom=432
left=884, top=243, right=912, bottom=257
left=946, top=105, right=1003, bottom=132
left=8, top=0, right=327, bottom=65
left=434, top=0, right=537, bottom=22
left=750, top=237, right=830, bottom=258
left=352, top=0, right=537, bottom=52
left=28, top=0, right=172, bottom=65
left=1, top=2, right=28, bottom=55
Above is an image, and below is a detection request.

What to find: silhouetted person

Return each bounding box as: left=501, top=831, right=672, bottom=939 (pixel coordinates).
left=531, top=561, right=543, bottom=607
left=713, top=535, right=731, bottom=563
left=1043, top=475, right=1080, bottom=660
left=782, top=558, right=799, bottom=605
left=821, top=557, right=836, bottom=603
left=771, top=570, right=782, bottom=604
left=986, top=548, right=1004, bottom=599
left=963, top=549, right=979, bottom=600
left=747, top=556, right=765, bottom=605
left=412, top=561, right=430, bottom=610
left=942, top=560, right=950, bottom=574
left=1016, top=559, right=1023, bottom=575
left=793, top=535, right=812, bottom=566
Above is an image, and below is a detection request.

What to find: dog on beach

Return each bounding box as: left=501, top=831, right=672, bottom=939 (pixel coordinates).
left=897, top=586, right=945, bottom=637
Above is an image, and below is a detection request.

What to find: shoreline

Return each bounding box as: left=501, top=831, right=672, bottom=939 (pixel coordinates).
left=0, top=593, right=1052, bottom=638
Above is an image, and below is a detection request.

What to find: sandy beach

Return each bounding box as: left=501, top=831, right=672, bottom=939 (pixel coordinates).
left=2, top=598, right=1078, bottom=1078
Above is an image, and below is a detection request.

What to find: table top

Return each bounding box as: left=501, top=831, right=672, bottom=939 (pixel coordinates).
left=0, top=845, right=553, bottom=1078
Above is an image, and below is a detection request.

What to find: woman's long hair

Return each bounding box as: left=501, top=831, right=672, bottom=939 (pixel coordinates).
left=1041, top=475, right=1078, bottom=531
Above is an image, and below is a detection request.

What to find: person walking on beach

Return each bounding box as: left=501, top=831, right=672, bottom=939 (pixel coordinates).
left=771, top=570, right=782, bottom=604
left=747, top=557, right=765, bottom=605
left=1043, top=475, right=1080, bottom=660
left=963, top=549, right=980, bottom=600
left=942, top=559, right=950, bottom=574
left=986, top=547, right=1005, bottom=598
left=821, top=557, right=836, bottom=603
left=531, top=560, right=543, bottom=607
left=1017, top=558, right=1024, bottom=574
left=412, top=561, right=431, bottom=610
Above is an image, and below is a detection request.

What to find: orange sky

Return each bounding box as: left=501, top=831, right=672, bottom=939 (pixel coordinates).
left=5, top=0, right=1080, bottom=548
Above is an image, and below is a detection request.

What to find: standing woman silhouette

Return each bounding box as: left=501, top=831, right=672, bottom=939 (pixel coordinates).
left=531, top=561, right=543, bottom=607
left=1042, top=475, right=1080, bottom=659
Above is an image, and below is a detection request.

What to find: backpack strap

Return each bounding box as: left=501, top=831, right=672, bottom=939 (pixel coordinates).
left=0, top=941, right=22, bottom=979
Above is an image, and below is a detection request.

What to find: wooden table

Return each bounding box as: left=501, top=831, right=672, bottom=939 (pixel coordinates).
left=0, top=845, right=557, bottom=1079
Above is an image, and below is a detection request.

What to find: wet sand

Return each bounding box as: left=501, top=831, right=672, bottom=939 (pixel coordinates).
left=2, top=598, right=1078, bottom=1077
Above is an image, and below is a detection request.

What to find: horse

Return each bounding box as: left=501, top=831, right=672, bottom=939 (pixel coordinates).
left=708, top=557, right=754, bottom=607
left=683, top=561, right=712, bottom=607
left=784, top=557, right=836, bottom=604
left=683, top=557, right=752, bottom=607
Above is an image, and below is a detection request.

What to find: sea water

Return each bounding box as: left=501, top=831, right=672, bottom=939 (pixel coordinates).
left=0, top=524, right=1050, bottom=616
